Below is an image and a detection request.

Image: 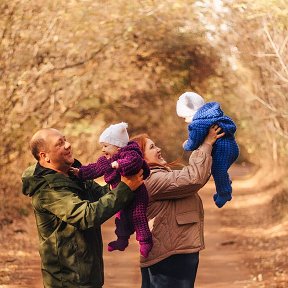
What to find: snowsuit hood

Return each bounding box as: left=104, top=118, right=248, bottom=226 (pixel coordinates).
left=194, top=102, right=236, bottom=136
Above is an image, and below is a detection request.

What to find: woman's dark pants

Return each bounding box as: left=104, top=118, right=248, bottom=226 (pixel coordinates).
left=141, top=253, right=199, bottom=288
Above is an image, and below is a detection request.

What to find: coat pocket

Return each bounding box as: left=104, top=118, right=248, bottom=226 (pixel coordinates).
left=176, top=211, right=200, bottom=225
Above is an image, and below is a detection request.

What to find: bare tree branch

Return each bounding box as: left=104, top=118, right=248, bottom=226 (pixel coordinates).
left=264, top=25, right=288, bottom=76
left=279, top=35, right=288, bottom=56
left=272, top=117, right=288, bottom=139
left=271, top=67, right=288, bottom=84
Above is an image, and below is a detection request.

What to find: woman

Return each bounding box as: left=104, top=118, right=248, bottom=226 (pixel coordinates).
left=131, top=125, right=224, bottom=288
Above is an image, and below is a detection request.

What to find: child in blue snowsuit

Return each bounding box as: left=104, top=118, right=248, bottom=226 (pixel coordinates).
left=176, top=92, right=239, bottom=208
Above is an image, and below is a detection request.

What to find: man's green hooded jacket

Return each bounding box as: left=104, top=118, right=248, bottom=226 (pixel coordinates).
left=22, top=161, right=134, bottom=288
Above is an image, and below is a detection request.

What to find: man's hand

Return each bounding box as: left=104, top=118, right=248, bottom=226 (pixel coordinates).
left=204, top=124, right=225, bottom=146
left=69, top=167, right=80, bottom=177
left=121, top=169, right=144, bottom=191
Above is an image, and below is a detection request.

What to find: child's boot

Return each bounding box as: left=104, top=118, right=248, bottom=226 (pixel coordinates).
left=108, top=237, right=129, bottom=252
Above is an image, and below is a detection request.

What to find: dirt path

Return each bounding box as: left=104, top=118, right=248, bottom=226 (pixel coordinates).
left=0, top=215, right=42, bottom=288
left=195, top=181, right=253, bottom=288
left=0, top=164, right=260, bottom=287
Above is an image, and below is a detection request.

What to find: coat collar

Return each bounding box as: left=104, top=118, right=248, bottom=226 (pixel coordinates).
left=34, top=159, right=82, bottom=177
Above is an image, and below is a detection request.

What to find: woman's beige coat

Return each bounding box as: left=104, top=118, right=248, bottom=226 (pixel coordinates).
left=140, top=143, right=212, bottom=267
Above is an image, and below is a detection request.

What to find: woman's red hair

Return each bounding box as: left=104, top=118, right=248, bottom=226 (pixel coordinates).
left=130, top=133, right=149, bottom=155
left=131, top=133, right=184, bottom=169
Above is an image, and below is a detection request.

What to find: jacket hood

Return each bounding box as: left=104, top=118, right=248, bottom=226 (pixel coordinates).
left=194, top=102, right=223, bottom=120
left=122, top=141, right=143, bottom=154
left=22, top=160, right=82, bottom=197
left=111, top=141, right=143, bottom=161
left=193, top=102, right=236, bottom=135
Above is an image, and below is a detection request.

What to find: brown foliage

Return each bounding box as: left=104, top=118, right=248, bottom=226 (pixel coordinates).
left=0, top=0, right=287, bottom=226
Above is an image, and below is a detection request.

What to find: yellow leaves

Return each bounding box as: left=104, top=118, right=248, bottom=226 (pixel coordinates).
left=127, top=26, right=133, bottom=32
left=172, top=3, right=183, bottom=9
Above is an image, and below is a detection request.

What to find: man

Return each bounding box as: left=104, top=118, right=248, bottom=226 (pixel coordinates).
left=22, top=128, right=143, bottom=288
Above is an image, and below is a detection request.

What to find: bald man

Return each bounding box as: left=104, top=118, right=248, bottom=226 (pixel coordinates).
left=22, top=128, right=144, bottom=288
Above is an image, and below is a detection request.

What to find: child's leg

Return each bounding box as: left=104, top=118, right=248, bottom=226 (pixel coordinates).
left=108, top=210, right=134, bottom=252
left=131, top=185, right=153, bottom=258
left=212, top=161, right=232, bottom=208
left=212, top=138, right=239, bottom=208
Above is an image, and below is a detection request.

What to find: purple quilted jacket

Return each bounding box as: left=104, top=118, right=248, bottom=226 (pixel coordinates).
left=79, top=141, right=152, bottom=248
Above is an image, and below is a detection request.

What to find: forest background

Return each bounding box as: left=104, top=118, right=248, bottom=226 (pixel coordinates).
left=0, top=0, right=287, bottom=287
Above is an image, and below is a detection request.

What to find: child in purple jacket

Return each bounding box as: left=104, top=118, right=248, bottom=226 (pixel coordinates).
left=71, top=122, right=152, bottom=258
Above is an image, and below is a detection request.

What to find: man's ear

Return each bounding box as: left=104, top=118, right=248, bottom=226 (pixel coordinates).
left=39, top=151, right=50, bottom=163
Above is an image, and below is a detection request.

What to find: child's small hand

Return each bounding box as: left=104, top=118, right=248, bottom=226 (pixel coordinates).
left=111, top=161, right=119, bottom=169
left=70, top=167, right=80, bottom=177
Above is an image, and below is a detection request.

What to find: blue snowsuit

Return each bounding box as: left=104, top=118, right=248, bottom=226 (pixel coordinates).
left=183, top=102, right=239, bottom=208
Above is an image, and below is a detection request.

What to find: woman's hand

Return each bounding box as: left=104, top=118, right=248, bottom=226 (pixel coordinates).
left=204, top=124, right=225, bottom=145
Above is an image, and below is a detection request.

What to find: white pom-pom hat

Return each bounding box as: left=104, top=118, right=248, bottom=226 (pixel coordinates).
left=99, top=122, right=129, bottom=148
left=176, top=92, right=205, bottom=120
